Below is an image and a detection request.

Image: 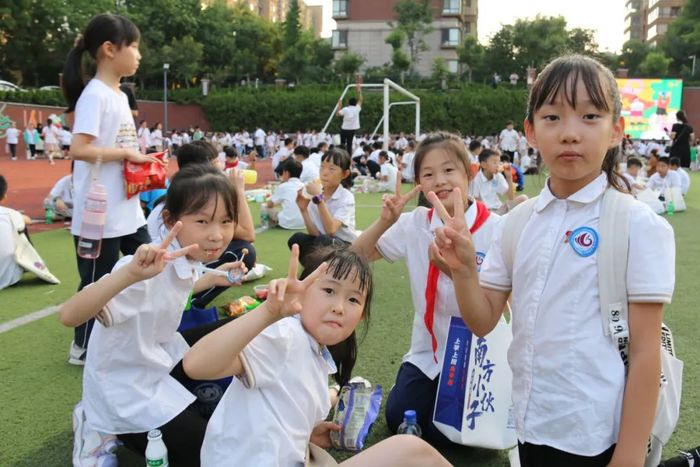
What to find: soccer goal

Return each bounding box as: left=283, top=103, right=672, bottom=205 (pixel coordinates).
left=321, top=78, right=420, bottom=151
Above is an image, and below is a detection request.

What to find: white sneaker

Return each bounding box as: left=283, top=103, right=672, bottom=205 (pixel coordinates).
left=68, top=341, right=86, bottom=366
left=72, top=402, right=121, bottom=467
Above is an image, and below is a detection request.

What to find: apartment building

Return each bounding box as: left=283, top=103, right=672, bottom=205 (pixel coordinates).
left=205, top=0, right=323, bottom=37
left=332, top=0, right=478, bottom=76
left=624, top=0, right=684, bottom=46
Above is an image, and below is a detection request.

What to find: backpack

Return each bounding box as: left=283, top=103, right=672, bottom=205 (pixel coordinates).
left=500, top=189, right=683, bottom=467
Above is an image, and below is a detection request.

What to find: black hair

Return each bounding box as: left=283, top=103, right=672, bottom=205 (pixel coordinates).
left=478, top=148, right=500, bottom=164
left=676, top=110, right=688, bottom=124
left=468, top=140, right=482, bottom=151
left=373, top=141, right=382, bottom=150
left=0, top=175, right=7, bottom=201
left=224, top=146, right=239, bottom=159
left=163, top=164, right=238, bottom=226
left=658, top=156, right=670, bottom=165
left=413, top=131, right=473, bottom=185
left=62, top=13, right=141, bottom=112
left=317, top=142, right=328, bottom=152
left=284, top=137, right=293, bottom=146
left=348, top=97, right=357, bottom=106
left=280, top=157, right=303, bottom=179
left=669, top=156, right=681, bottom=167
left=378, top=150, right=389, bottom=162
left=526, top=54, right=629, bottom=193
left=626, top=157, right=642, bottom=168
left=321, top=147, right=356, bottom=189
left=500, top=154, right=511, bottom=163
left=175, top=141, right=218, bottom=168
left=649, top=149, right=659, bottom=159
left=293, top=145, right=310, bottom=158
left=299, top=247, right=373, bottom=386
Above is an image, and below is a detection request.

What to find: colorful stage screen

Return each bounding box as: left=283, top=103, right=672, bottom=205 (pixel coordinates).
left=616, top=79, right=683, bottom=140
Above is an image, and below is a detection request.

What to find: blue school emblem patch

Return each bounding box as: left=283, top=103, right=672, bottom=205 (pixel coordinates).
left=475, top=252, right=486, bottom=272
left=569, top=227, right=598, bottom=257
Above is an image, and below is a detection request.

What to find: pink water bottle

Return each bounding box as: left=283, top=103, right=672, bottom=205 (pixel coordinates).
left=77, top=183, right=107, bottom=259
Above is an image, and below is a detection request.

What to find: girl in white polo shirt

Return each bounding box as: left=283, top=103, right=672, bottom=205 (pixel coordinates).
left=186, top=246, right=451, bottom=467
left=290, top=147, right=357, bottom=265
left=60, top=165, right=245, bottom=467
left=352, top=131, right=501, bottom=445
left=431, top=55, right=675, bottom=467
left=62, top=13, right=164, bottom=365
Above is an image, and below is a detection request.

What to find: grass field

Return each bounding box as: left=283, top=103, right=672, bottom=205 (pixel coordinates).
left=1, top=174, right=698, bottom=466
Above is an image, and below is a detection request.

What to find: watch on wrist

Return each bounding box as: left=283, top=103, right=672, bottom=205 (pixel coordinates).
left=312, top=194, right=325, bottom=205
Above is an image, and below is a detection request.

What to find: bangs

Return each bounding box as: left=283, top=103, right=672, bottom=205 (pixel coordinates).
left=321, top=148, right=351, bottom=170
left=324, top=250, right=372, bottom=295
left=527, top=55, right=620, bottom=122
left=165, top=167, right=238, bottom=224
left=119, top=16, right=141, bottom=46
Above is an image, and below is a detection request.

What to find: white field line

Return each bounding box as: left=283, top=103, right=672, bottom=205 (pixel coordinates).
left=0, top=305, right=61, bottom=335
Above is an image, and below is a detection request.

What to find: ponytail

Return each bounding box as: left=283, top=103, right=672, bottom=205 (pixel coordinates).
left=601, top=145, right=631, bottom=193
left=62, top=13, right=140, bottom=112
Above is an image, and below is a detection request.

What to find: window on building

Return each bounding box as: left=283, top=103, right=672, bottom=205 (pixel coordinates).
left=464, top=22, right=471, bottom=35
left=447, top=60, right=460, bottom=74
left=670, top=6, right=681, bottom=16
left=465, top=0, right=472, bottom=8
left=443, top=0, right=460, bottom=14
left=332, top=30, right=348, bottom=49
left=442, top=28, right=460, bottom=47
left=333, top=0, right=348, bottom=18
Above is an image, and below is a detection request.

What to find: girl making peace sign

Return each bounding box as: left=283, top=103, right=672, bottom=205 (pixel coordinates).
left=60, top=164, right=246, bottom=467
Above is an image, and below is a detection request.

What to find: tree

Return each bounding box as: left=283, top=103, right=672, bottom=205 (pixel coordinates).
left=567, top=28, right=598, bottom=55
left=661, top=0, right=700, bottom=75
left=384, top=29, right=410, bottom=76
left=457, top=35, right=486, bottom=82
left=431, top=57, right=450, bottom=85
left=390, top=0, right=433, bottom=74
left=639, top=51, right=672, bottom=77
left=619, top=40, right=651, bottom=77
left=334, top=52, right=365, bottom=82
left=279, top=0, right=308, bottom=82
left=161, top=36, right=204, bottom=88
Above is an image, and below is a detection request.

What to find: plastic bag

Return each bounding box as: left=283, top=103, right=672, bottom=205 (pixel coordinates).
left=124, top=151, right=168, bottom=199
left=242, top=263, right=272, bottom=283
left=330, top=382, right=383, bottom=451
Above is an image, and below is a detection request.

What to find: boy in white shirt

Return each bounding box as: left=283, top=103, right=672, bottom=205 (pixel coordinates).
left=44, top=170, right=74, bottom=220
left=669, top=157, right=690, bottom=195
left=400, top=141, right=416, bottom=182
left=622, top=157, right=645, bottom=194
left=272, top=137, right=293, bottom=172
left=294, top=146, right=320, bottom=184
left=466, top=140, right=482, bottom=165
left=647, top=156, right=681, bottom=193
left=470, top=149, right=523, bottom=214
left=377, top=151, right=398, bottom=192
left=267, top=158, right=305, bottom=230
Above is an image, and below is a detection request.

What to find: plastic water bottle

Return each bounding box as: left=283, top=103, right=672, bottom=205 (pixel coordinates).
left=260, top=203, right=270, bottom=229
left=45, top=206, right=54, bottom=224
left=667, top=199, right=675, bottom=216
left=397, top=410, right=422, bottom=437
left=145, top=429, right=169, bottom=467
left=77, top=183, right=107, bottom=259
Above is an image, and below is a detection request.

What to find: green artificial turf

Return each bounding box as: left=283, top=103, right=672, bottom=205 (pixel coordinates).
left=1, top=174, right=698, bottom=466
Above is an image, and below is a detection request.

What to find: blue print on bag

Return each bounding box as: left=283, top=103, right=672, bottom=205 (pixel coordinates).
left=434, top=317, right=473, bottom=431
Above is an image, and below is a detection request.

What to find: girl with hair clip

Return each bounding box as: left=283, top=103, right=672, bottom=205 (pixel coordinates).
left=60, top=165, right=246, bottom=467
left=352, top=131, right=502, bottom=446
left=430, top=55, right=675, bottom=467
left=185, top=246, right=451, bottom=467
left=289, top=148, right=358, bottom=264
left=61, top=13, right=163, bottom=365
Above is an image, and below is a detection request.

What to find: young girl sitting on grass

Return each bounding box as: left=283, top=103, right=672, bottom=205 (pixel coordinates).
left=430, top=55, right=675, bottom=467
left=289, top=148, right=357, bottom=264
left=352, top=131, right=502, bottom=446
left=185, top=246, right=451, bottom=466
left=60, top=165, right=246, bottom=467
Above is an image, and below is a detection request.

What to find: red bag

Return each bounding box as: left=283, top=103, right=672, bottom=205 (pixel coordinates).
left=123, top=151, right=168, bottom=199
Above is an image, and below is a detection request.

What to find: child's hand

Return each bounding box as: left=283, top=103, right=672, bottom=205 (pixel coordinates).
left=380, top=177, right=421, bottom=225
left=227, top=167, right=246, bottom=193
left=265, top=245, right=327, bottom=319
left=310, top=421, right=342, bottom=449
left=127, top=222, right=198, bottom=281
left=124, top=149, right=163, bottom=165
left=426, top=189, right=477, bottom=276
left=296, top=188, right=311, bottom=211
left=212, top=261, right=247, bottom=287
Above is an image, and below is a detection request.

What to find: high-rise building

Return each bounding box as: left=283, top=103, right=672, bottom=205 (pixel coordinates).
left=331, top=0, right=478, bottom=76
left=203, top=0, right=323, bottom=36
left=624, top=0, right=684, bottom=46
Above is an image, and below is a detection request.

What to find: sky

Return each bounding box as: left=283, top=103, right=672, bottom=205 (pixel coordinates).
left=304, top=0, right=626, bottom=53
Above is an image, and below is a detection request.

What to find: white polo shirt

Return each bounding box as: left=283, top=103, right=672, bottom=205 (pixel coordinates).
left=201, top=316, right=335, bottom=466
left=470, top=170, right=509, bottom=210
left=6, top=127, right=19, bottom=144
left=479, top=173, right=675, bottom=456
left=0, top=206, right=24, bottom=290
left=379, top=162, right=398, bottom=191
left=300, top=158, right=320, bottom=184
left=401, top=151, right=415, bottom=182
left=674, top=168, right=690, bottom=195
left=308, top=186, right=356, bottom=242
left=339, top=105, right=361, bottom=131
left=82, top=241, right=199, bottom=434
left=647, top=170, right=681, bottom=192
left=499, top=128, right=519, bottom=152
left=270, top=178, right=305, bottom=230
left=377, top=203, right=501, bottom=379
left=272, top=147, right=290, bottom=171
left=71, top=79, right=145, bottom=238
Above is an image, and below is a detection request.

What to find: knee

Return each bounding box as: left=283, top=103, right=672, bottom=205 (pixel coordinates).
left=386, top=435, right=449, bottom=467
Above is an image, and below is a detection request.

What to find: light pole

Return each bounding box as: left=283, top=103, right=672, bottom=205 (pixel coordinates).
left=163, top=63, right=170, bottom=134
left=690, top=55, right=696, bottom=77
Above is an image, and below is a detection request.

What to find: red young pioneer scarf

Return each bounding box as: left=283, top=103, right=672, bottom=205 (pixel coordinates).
left=425, top=201, right=490, bottom=363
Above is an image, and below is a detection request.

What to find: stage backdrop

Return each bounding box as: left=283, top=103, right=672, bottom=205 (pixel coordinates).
left=616, top=78, right=684, bottom=140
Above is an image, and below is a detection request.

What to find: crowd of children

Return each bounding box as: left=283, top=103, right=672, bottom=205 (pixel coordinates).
left=1, top=11, right=693, bottom=467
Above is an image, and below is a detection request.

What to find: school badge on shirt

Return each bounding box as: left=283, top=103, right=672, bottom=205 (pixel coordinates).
left=568, top=227, right=598, bottom=257
left=475, top=251, right=486, bottom=272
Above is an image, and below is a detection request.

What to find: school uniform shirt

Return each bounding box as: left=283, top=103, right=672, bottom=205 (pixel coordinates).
left=499, top=128, right=519, bottom=152
left=339, top=105, right=361, bottom=131
left=401, top=151, right=415, bottom=182
left=470, top=170, right=509, bottom=210
left=479, top=173, right=675, bottom=456
left=309, top=151, right=323, bottom=168
left=42, top=124, right=59, bottom=145
left=647, top=171, right=681, bottom=192
left=71, top=79, right=145, bottom=238
left=270, top=178, right=305, bottom=230
left=201, top=316, right=336, bottom=466
left=5, top=127, right=19, bottom=144
left=272, top=147, right=290, bottom=171
left=378, top=162, right=398, bottom=191
left=146, top=203, right=166, bottom=240
left=307, top=186, right=356, bottom=242
left=376, top=203, right=501, bottom=379
left=0, top=206, right=24, bottom=290
left=300, top=158, right=320, bottom=184
left=49, top=175, right=74, bottom=206
left=674, top=168, right=690, bottom=195
left=82, top=238, right=200, bottom=434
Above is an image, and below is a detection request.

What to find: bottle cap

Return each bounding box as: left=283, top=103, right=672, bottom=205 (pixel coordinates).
left=404, top=410, right=417, bottom=423
left=147, top=429, right=162, bottom=439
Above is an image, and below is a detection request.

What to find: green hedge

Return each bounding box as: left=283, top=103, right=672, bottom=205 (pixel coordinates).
left=0, top=90, right=66, bottom=107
